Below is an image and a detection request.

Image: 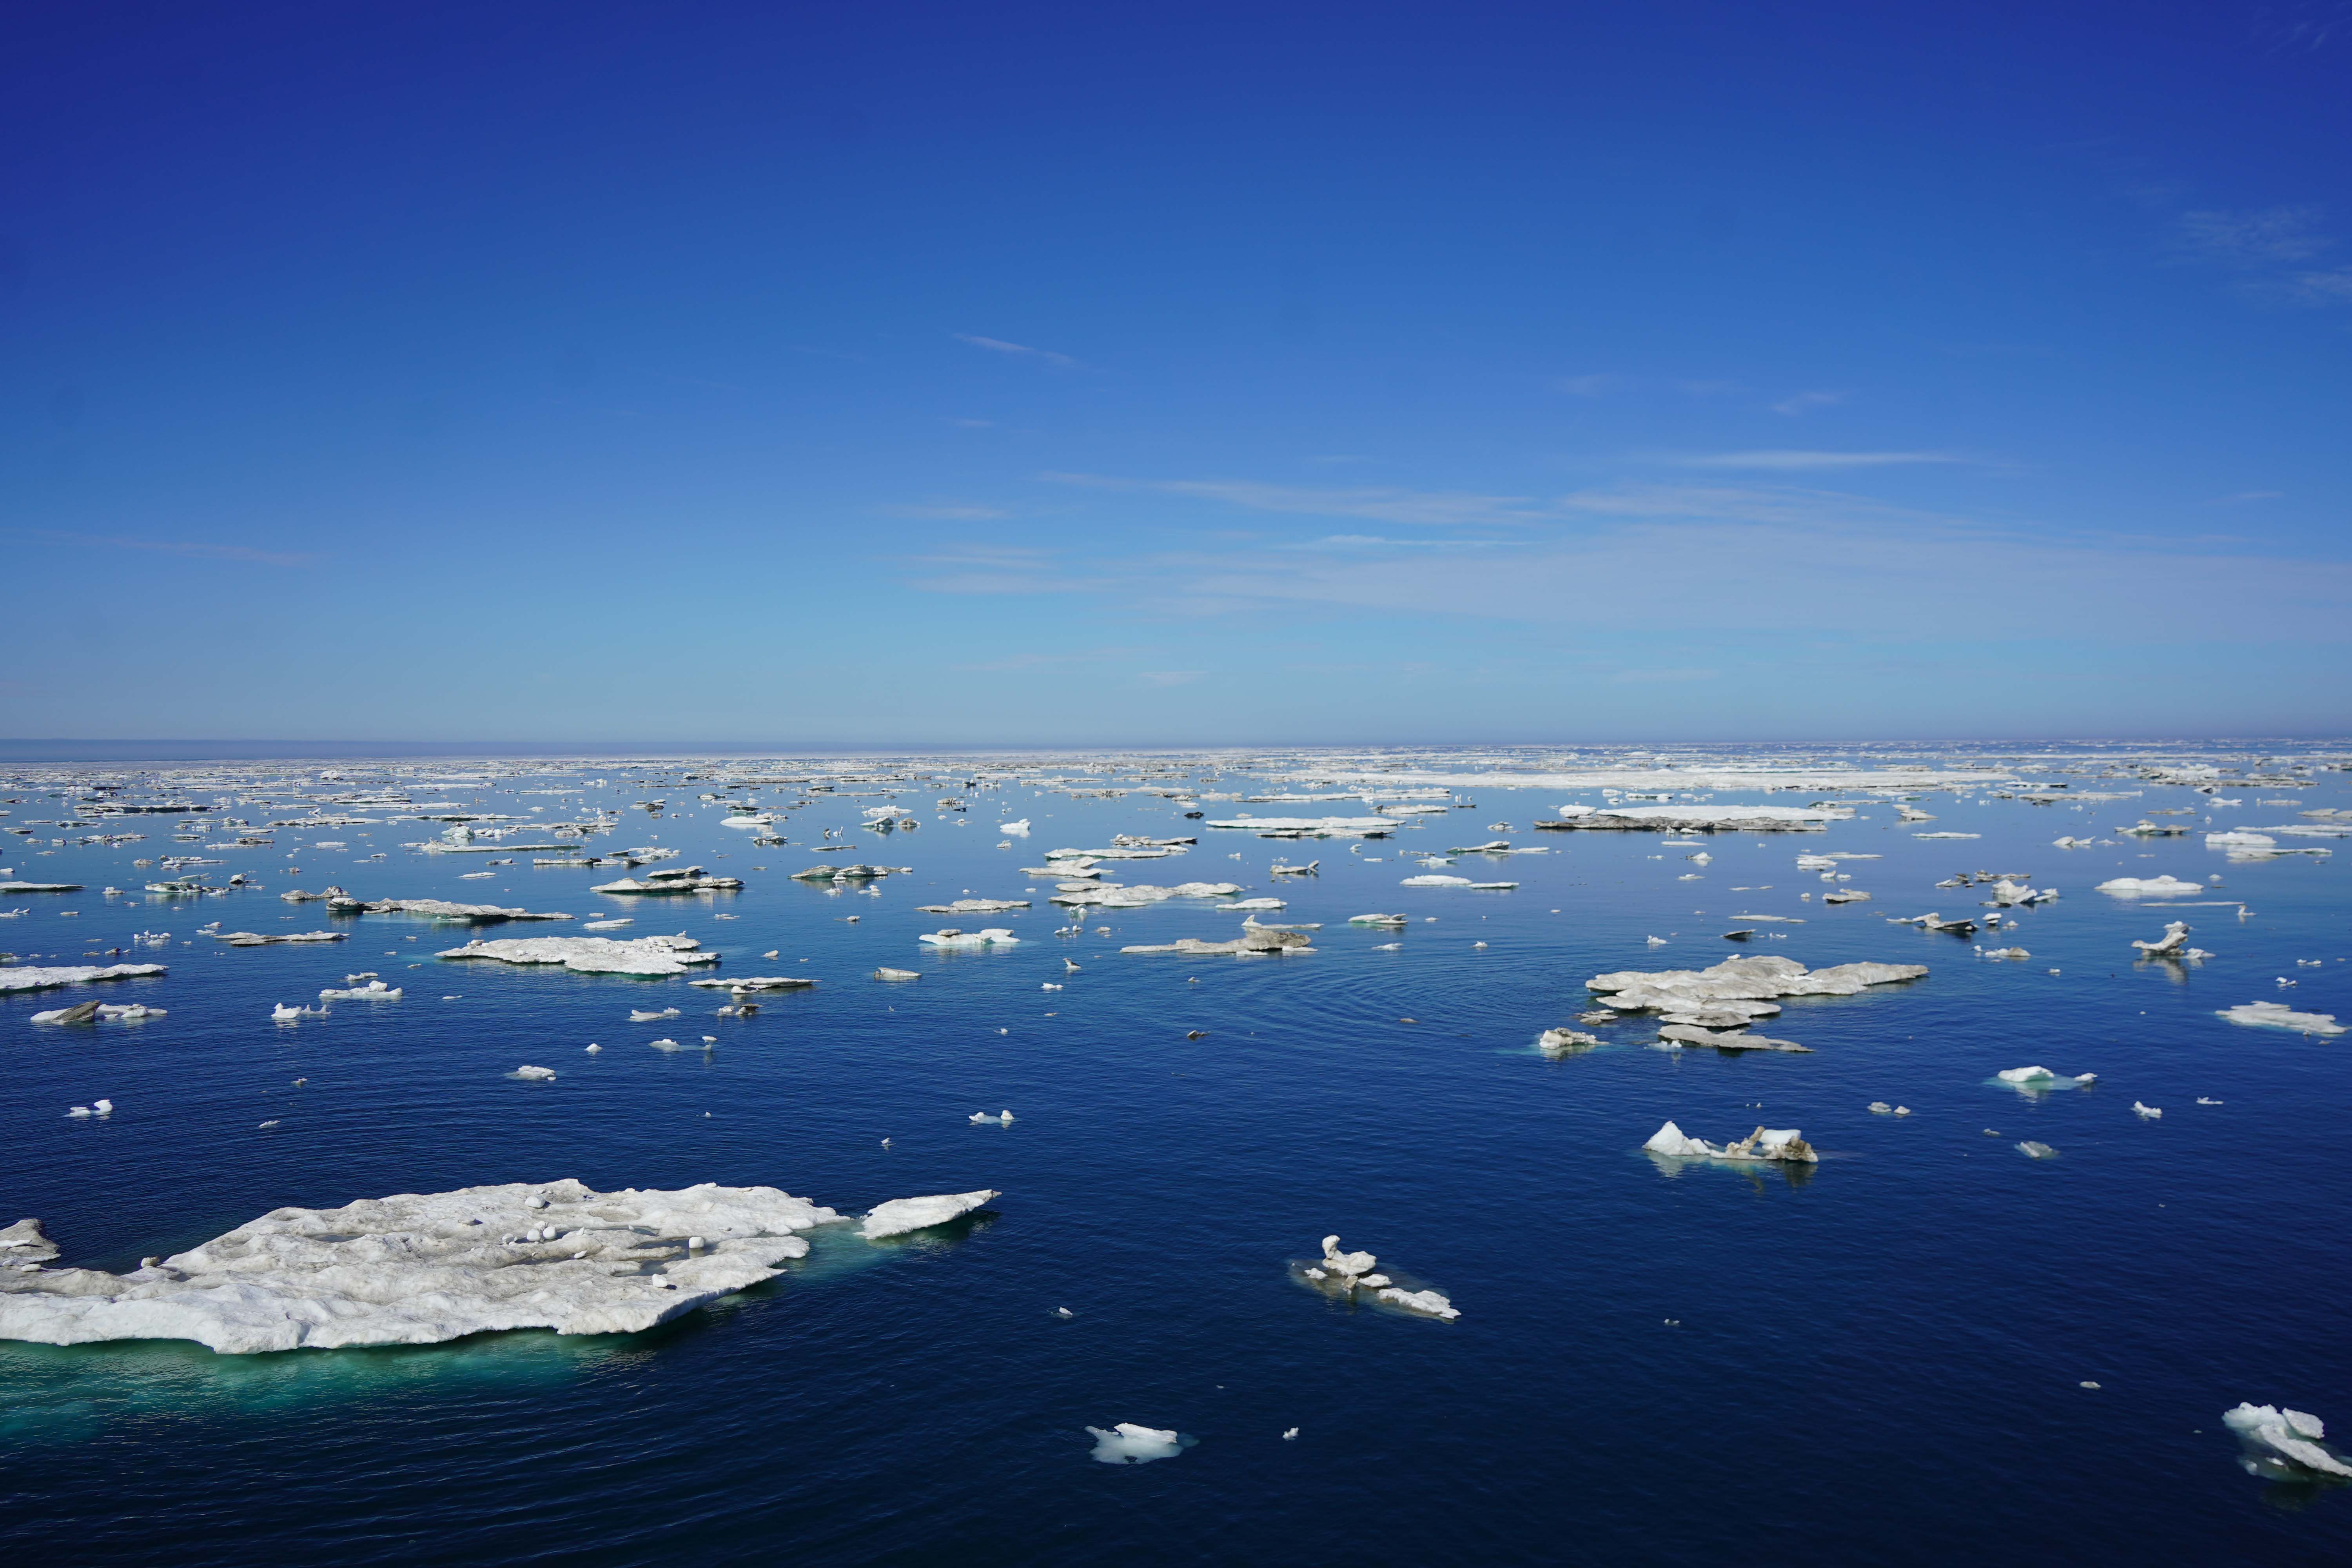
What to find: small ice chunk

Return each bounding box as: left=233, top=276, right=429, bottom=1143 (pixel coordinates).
left=1643, top=1120, right=1713, bottom=1158
left=514, top=1065, right=556, bottom=1081
left=2017, top=1140, right=2056, bottom=1159
left=1377, top=1286, right=1459, bottom=1320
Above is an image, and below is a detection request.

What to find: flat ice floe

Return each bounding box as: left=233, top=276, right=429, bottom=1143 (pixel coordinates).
left=1121, top=926, right=1312, bottom=956
left=1087, top=1423, right=1187, bottom=1463
left=436, top=934, right=720, bottom=976
left=918, top=927, right=1019, bottom=948
left=1534, top=803, right=1840, bottom=833
left=2214, top=1000, right=2345, bottom=1036
left=2095, top=875, right=2205, bottom=897
left=337, top=898, right=574, bottom=923
left=591, top=866, right=744, bottom=895
left=1202, top=816, right=1396, bottom=836
left=0, top=1180, right=1001, bottom=1352
left=0, top=962, right=168, bottom=994
left=1048, top=881, right=1243, bottom=907
left=859, top=1189, right=997, bottom=1239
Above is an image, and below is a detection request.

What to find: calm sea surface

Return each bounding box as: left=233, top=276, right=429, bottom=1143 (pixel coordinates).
left=4, top=747, right=2348, bottom=1564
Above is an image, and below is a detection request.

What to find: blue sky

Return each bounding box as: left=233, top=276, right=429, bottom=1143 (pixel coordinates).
left=4, top=1, right=2348, bottom=744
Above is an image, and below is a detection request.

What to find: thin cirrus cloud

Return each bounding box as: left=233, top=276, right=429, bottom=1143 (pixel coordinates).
left=952, top=333, right=1081, bottom=369
left=876, top=503, right=1011, bottom=520
left=2171, top=204, right=2352, bottom=306
left=1768, top=391, right=1847, bottom=416
left=1040, top=471, right=1547, bottom=526
left=22, top=529, right=319, bottom=566
left=1138, top=670, right=1207, bottom=687
left=1671, top=450, right=1965, bottom=471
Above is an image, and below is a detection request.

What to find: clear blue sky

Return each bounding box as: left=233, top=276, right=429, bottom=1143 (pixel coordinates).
left=4, top=2, right=2347, bottom=744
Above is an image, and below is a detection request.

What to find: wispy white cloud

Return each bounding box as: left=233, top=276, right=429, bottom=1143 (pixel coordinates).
left=877, top=503, right=1010, bottom=520
left=1606, top=668, right=1720, bottom=683
left=1138, top=670, right=1207, bottom=687
left=1040, top=472, right=1545, bottom=526
left=948, top=417, right=996, bottom=428
left=1769, top=390, right=1847, bottom=417
left=2216, top=490, right=2285, bottom=503
left=2178, top=205, right=2333, bottom=265
left=1555, top=374, right=1613, bottom=397
left=21, top=529, right=320, bottom=566
left=1672, top=450, right=1964, bottom=472
left=1276, top=534, right=1501, bottom=550
left=953, top=333, right=1080, bottom=369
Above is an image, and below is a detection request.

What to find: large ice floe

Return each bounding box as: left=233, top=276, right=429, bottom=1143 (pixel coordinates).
left=2224, top=1403, right=2352, bottom=1481
left=1047, top=881, right=1243, bottom=907
left=591, top=866, right=744, bottom=895
left=859, top=1189, right=997, bottom=1239
left=0, top=1180, right=999, bottom=1353
left=1202, top=816, right=1396, bottom=837
left=436, top=934, right=720, bottom=976
left=0, top=962, right=168, bottom=994
left=918, top=927, right=1019, bottom=949
left=1642, top=1121, right=1818, bottom=1162
left=2095, top=875, right=2205, bottom=897
left=1584, top=955, right=1926, bottom=1032
left=1294, top=1234, right=1458, bottom=1320
left=1997, top=1065, right=2096, bottom=1092
left=2214, top=1000, right=2345, bottom=1036
left=329, top=898, right=574, bottom=924
left=1087, top=1423, right=1189, bottom=1464
left=1533, top=803, right=1840, bottom=833
left=1122, top=926, right=1312, bottom=956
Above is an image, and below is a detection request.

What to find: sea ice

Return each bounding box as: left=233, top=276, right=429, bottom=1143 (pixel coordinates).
left=0, top=1180, right=924, bottom=1352
left=858, top=1189, right=998, bottom=1239
left=1086, top=1423, right=1185, bottom=1464
left=2214, top=1000, right=2344, bottom=1036
left=0, top=963, right=168, bottom=994
left=2096, top=875, right=2205, bottom=897
left=436, top=934, right=719, bottom=976
left=2224, top=1403, right=2352, bottom=1480
left=918, top=927, right=1020, bottom=949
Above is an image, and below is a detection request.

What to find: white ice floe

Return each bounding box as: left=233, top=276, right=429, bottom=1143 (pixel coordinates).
left=1348, top=913, right=1408, bottom=926
left=1656, top=1024, right=1811, bottom=1053
left=967, top=1110, right=1016, bottom=1125
left=0, top=1219, right=60, bottom=1263
left=1535, top=803, right=1840, bottom=833
left=688, top=975, right=818, bottom=992
left=1642, top=1121, right=1817, bottom=1162
left=583, top=918, right=634, bottom=931
left=2095, top=875, right=2205, bottom=897
left=2130, top=920, right=2212, bottom=961
left=0, top=1179, right=956, bottom=1352
left=1586, top=955, right=1926, bottom=1032
left=630, top=1007, right=681, bottom=1022
left=1121, top=927, right=1312, bottom=956
left=514, top=1065, right=557, bottom=1081
left=0, top=963, right=168, bottom=994
left=1048, top=881, right=1243, bottom=907
left=591, top=867, right=744, bottom=895
left=1087, top=1423, right=1186, bottom=1464
left=31, top=1001, right=166, bottom=1024
left=918, top=927, right=1019, bottom=949
left=1399, top=874, right=1517, bottom=889
left=999, top=818, right=1031, bottom=835
left=437, top=934, right=718, bottom=976
left=914, top=898, right=1032, bottom=914
left=2214, top=1000, right=2345, bottom=1036
left=2133, top=1102, right=2162, bottom=1119
left=1376, top=1287, right=1459, bottom=1319
left=872, top=967, right=921, bottom=982
left=2017, top=1141, right=2057, bottom=1159
left=2224, top=1403, right=2352, bottom=1480
left=1998, top=1066, right=2096, bottom=1090
left=339, top=898, right=574, bottom=923
left=859, top=1189, right=998, bottom=1239
left=1203, top=816, right=1396, bottom=837
left=1537, top=1028, right=1602, bottom=1055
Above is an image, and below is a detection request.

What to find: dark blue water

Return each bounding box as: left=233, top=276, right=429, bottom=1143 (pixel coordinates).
left=4, top=750, right=2349, bottom=1563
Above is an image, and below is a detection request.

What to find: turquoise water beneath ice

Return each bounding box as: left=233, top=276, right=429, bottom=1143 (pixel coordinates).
left=4, top=750, right=2350, bottom=1563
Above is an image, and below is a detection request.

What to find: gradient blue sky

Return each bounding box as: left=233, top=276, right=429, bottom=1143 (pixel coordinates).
left=5, top=1, right=2348, bottom=744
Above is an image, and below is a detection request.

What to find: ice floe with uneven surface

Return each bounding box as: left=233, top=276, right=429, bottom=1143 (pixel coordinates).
left=918, top=927, right=1019, bottom=949
left=1534, top=803, right=1840, bottom=833
left=436, top=934, right=719, bottom=976
left=1997, top=1065, right=2096, bottom=1090
left=1122, top=926, right=1312, bottom=956
left=0, top=1179, right=933, bottom=1352
left=2215, top=1000, right=2344, bottom=1036
left=860, top=1189, right=998, bottom=1239
left=2225, top=1403, right=2352, bottom=1480
left=1642, top=1121, right=1817, bottom=1162
left=1048, top=881, right=1243, bottom=907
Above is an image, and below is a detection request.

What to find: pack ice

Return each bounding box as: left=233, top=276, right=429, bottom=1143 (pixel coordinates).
left=0, top=1180, right=998, bottom=1353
